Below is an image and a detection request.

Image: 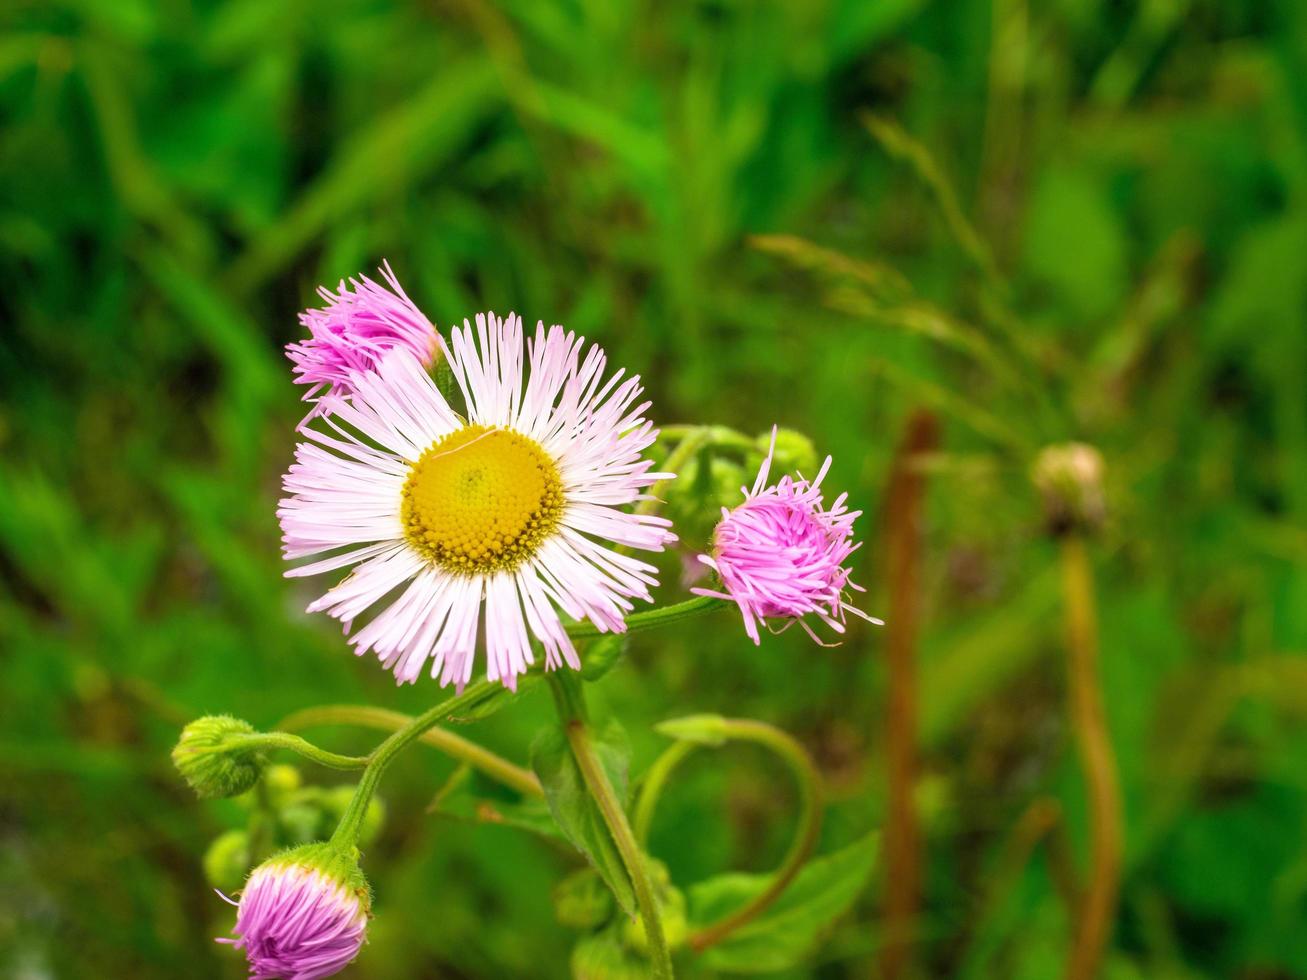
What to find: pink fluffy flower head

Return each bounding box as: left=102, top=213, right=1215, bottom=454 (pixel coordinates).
left=288, top=262, right=436, bottom=422
left=218, top=844, right=369, bottom=980
left=693, top=429, right=880, bottom=644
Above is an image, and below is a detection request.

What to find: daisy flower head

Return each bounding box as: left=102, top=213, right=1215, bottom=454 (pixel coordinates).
left=218, top=844, right=369, bottom=980
left=279, top=313, right=676, bottom=689
left=693, top=428, right=880, bottom=645
left=287, top=262, right=436, bottom=422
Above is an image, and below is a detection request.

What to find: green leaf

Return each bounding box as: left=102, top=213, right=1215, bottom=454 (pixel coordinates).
left=531, top=719, right=638, bottom=917
left=688, top=833, right=879, bottom=973
left=580, top=635, right=628, bottom=682
left=431, top=785, right=564, bottom=842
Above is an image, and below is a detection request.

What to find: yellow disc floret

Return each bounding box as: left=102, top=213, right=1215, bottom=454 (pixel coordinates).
left=401, top=425, right=565, bottom=575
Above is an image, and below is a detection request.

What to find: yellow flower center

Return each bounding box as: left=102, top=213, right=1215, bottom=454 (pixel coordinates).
left=401, top=425, right=564, bottom=574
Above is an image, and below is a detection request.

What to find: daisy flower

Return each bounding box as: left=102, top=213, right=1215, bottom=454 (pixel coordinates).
left=279, top=313, right=675, bottom=688
left=287, top=262, right=436, bottom=422
left=218, top=844, right=368, bottom=980
left=693, top=429, right=880, bottom=644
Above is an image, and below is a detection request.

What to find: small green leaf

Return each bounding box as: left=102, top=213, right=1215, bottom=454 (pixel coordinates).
left=581, top=634, right=628, bottom=681
left=688, top=833, right=879, bottom=973
left=654, top=713, right=729, bottom=746
left=531, top=719, right=638, bottom=917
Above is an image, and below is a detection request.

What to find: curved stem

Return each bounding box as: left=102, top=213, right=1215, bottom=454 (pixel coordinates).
left=685, top=719, right=823, bottom=953
left=227, top=732, right=369, bottom=771
left=565, top=596, right=728, bottom=641
left=278, top=705, right=542, bottom=798
left=329, top=681, right=508, bottom=848
left=634, top=741, right=698, bottom=847
left=1061, top=534, right=1122, bottom=980
left=549, top=673, right=674, bottom=980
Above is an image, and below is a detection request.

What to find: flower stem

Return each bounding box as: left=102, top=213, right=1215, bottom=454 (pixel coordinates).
left=548, top=673, right=674, bottom=980
left=684, top=719, right=823, bottom=953
left=1060, top=533, right=1122, bottom=980
left=228, top=732, right=370, bottom=771
left=278, top=705, right=542, bottom=798
left=565, top=595, right=728, bottom=641
left=329, top=681, right=509, bottom=848
left=633, top=741, right=696, bottom=847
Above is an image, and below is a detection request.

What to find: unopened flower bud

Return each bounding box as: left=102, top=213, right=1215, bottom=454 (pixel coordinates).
left=325, top=785, right=387, bottom=846
left=620, top=864, right=687, bottom=953
left=1032, top=443, right=1106, bottom=535
left=203, top=830, right=250, bottom=894
left=172, top=715, right=265, bottom=800
left=217, top=842, right=370, bottom=980
left=758, top=427, right=818, bottom=477
left=553, top=868, right=614, bottom=929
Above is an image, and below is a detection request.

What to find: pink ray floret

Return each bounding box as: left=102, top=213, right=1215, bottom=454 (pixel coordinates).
left=287, top=262, right=436, bottom=422
left=694, top=429, right=881, bottom=644
left=218, top=862, right=367, bottom=980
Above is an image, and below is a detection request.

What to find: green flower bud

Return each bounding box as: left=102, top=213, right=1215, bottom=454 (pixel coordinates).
left=263, top=764, right=303, bottom=806
left=1032, top=443, right=1106, bottom=536
left=552, top=867, right=614, bottom=929
left=171, top=715, right=265, bottom=799
left=279, top=802, right=325, bottom=845
left=203, top=829, right=250, bottom=893
left=620, top=885, right=687, bottom=954
left=759, top=427, right=819, bottom=476
left=619, top=859, right=687, bottom=953
left=571, top=927, right=650, bottom=980
left=666, top=452, right=748, bottom=546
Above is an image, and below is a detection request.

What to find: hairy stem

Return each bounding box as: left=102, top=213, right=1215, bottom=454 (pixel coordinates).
left=549, top=673, right=674, bottom=980
left=278, top=705, right=542, bottom=798
left=329, top=682, right=508, bottom=848
left=685, top=719, right=823, bottom=953
left=227, top=732, right=369, bottom=771
left=1061, top=534, right=1122, bottom=980
left=565, top=595, right=729, bottom=641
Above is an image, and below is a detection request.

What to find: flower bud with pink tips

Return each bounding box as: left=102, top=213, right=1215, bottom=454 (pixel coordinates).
left=693, top=428, right=881, bottom=645
left=217, top=842, right=370, bottom=980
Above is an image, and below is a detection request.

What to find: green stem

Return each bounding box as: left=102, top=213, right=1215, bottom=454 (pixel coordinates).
left=278, top=705, right=542, bottom=798
left=548, top=673, right=674, bottom=980
left=565, top=596, right=729, bottom=641
left=227, top=732, right=369, bottom=771
left=329, top=681, right=507, bottom=847
left=1060, top=534, right=1122, bottom=980
left=634, top=741, right=697, bottom=847
left=684, top=719, right=824, bottom=953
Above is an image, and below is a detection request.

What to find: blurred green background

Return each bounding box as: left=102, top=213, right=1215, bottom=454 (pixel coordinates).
left=4, top=0, right=1307, bottom=977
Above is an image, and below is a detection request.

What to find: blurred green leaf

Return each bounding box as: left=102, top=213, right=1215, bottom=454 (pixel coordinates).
left=688, top=833, right=879, bottom=973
